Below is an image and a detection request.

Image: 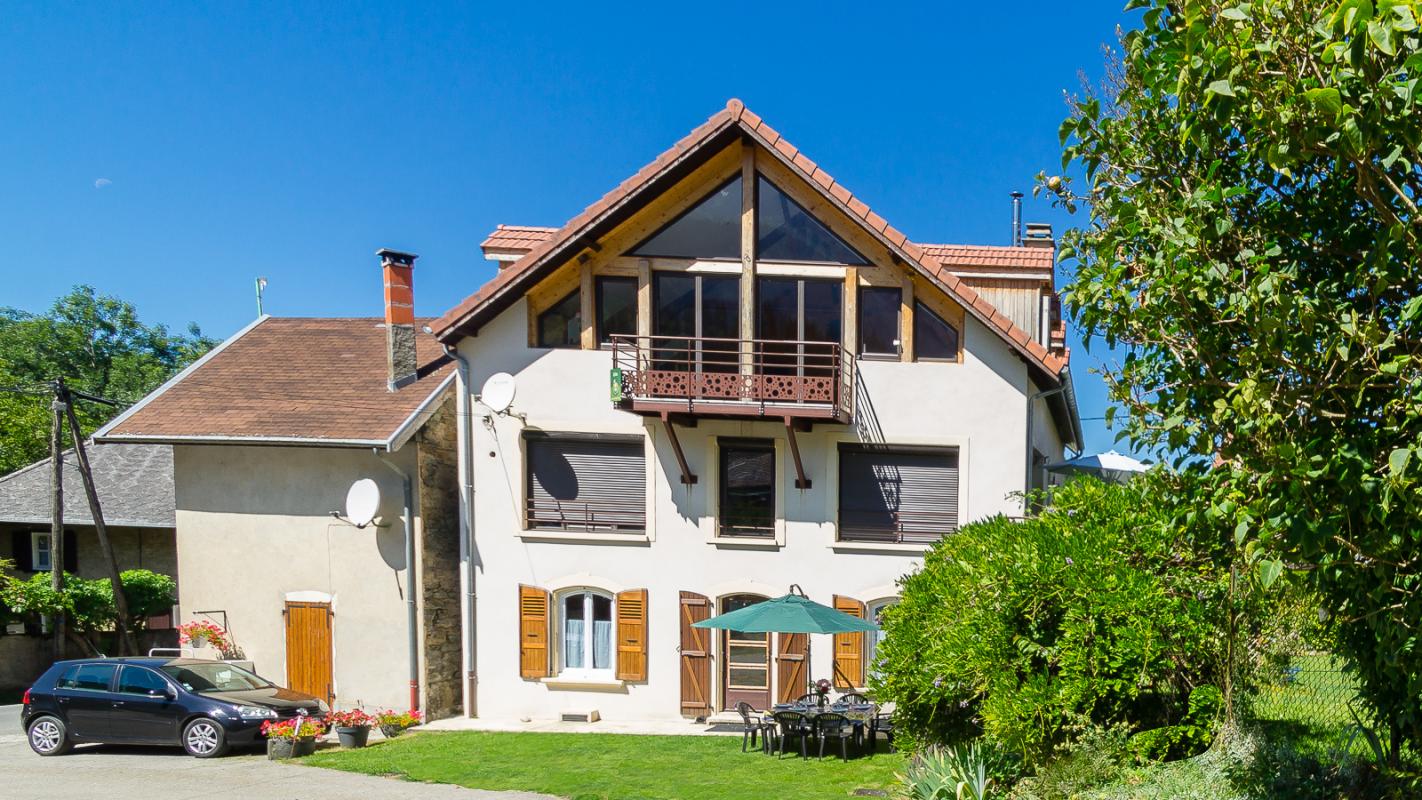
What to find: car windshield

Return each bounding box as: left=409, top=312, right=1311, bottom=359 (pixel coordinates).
left=160, top=662, right=273, bottom=693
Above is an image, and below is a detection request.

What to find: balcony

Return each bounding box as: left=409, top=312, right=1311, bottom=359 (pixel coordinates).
left=608, top=334, right=853, bottom=424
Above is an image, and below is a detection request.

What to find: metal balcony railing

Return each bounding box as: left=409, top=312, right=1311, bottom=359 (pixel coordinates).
left=609, top=334, right=853, bottom=422
left=525, top=497, right=646, bottom=533
left=837, top=510, right=958, bottom=545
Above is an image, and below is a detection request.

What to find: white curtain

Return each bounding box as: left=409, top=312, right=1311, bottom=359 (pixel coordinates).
left=592, top=620, right=612, bottom=669
left=564, top=616, right=585, bottom=669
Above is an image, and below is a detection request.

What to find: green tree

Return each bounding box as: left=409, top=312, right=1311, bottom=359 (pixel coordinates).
left=0, top=286, right=214, bottom=474
left=1049, top=0, right=1422, bottom=758
left=119, top=569, right=177, bottom=632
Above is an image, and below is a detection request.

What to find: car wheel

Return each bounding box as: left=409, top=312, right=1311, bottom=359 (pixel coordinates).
left=182, top=717, right=228, bottom=758
left=28, top=715, right=73, bottom=756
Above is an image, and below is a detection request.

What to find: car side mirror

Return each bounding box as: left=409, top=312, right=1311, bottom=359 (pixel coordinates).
left=154, top=687, right=176, bottom=700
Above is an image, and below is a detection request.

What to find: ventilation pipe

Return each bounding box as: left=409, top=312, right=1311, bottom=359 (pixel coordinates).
left=1010, top=191, right=1024, bottom=246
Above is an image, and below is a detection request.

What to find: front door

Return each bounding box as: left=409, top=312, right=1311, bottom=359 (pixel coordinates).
left=720, top=594, right=771, bottom=711
left=284, top=601, right=333, bottom=705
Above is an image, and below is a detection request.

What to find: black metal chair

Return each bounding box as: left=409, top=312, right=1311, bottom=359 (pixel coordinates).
left=734, top=701, right=774, bottom=753
left=837, top=692, right=870, bottom=705
left=795, top=692, right=828, bottom=708
left=869, top=711, right=895, bottom=752
left=771, top=711, right=813, bottom=759
left=813, top=712, right=856, bottom=760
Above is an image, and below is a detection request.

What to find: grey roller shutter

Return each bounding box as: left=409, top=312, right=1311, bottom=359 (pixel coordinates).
left=838, top=446, right=958, bottom=544
left=526, top=436, right=646, bottom=532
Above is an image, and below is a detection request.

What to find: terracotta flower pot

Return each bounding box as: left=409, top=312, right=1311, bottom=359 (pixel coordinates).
left=335, top=726, right=370, bottom=748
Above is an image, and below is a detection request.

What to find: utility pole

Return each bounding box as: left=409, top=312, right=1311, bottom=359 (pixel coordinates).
left=48, top=384, right=66, bottom=660
left=62, top=394, right=136, bottom=656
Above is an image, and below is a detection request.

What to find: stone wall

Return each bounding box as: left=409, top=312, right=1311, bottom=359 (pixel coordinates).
left=416, top=395, right=463, bottom=720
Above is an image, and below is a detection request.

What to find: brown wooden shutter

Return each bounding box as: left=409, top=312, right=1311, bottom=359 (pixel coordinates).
left=679, top=591, right=711, bottom=717
left=776, top=632, right=809, bottom=704
left=832, top=595, right=865, bottom=689
left=518, top=585, right=551, bottom=679
left=615, top=588, right=648, bottom=681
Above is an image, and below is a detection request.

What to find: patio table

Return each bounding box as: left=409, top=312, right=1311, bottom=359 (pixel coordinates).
left=763, top=702, right=876, bottom=726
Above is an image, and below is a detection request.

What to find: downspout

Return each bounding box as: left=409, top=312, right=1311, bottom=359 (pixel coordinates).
left=443, top=343, right=478, bottom=718
left=375, top=449, right=419, bottom=712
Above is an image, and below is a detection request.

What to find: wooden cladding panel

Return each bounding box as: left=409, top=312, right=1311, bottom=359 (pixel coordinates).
left=832, top=595, right=866, bottom=689
left=518, top=585, right=551, bottom=679
left=284, top=601, right=333, bottom=705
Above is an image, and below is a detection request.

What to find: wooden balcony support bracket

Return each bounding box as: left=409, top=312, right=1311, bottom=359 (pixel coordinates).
left=660, top=411, right=698, bottom=485
left=784, top=416, right=811, bottom=490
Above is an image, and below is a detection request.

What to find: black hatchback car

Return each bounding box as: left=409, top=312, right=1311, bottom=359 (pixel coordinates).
left=22, top=657, right=327, bottom=758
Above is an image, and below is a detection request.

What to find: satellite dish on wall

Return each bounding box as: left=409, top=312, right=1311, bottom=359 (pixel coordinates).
left=345, top=478, right=382, bottom=528
left=480, top=372, right=517, bottom=414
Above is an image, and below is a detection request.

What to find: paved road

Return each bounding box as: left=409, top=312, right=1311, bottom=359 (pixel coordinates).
left=0, top=706, right=556, bottom=800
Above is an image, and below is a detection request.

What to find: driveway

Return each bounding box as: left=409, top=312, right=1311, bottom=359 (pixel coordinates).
left=0, top=706, right=556, bottom=800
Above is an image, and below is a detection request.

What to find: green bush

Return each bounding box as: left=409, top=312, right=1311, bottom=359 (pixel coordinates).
left=871, top=477, right=1235, bottom=763
left=120, top=569, right=175, bottom=630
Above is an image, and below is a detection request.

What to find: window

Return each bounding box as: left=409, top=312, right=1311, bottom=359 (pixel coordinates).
left=865, top=599, right=899, bottom=678
left=719, top=439, right=775, bottom=538
left=57, top=663, right=116, bottom=692
left=858, top=287, right=902, bottom=357
left=838, top=445, right=959, bottom=544
left=537, top=289, right=581, bottom=348
left=631, top=175, right=742, bottom=260
left=652, top=272, right=740, bottom=372
left=118, top=666, right=171, bottom=696
left=756, top=277, right=842, bottom=377
left=525, top=435, right=646, bottom=532
left=595, top=276, right=637, bottom=345
left=914, top=301, right=959, bottom=360
left=757, top=175, right=869, bottom=264
left=559, top=590, right=613, bottom=678
left=31, top=532, right=51, bottom=572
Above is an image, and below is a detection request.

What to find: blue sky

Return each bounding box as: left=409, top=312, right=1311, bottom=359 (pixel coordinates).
left=1, top=1, right=1138, bottom=455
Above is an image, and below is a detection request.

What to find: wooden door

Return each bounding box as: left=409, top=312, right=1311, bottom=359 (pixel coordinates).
left=720, top=593, right=771, bottom=711
left=777, top=632, right=809, bottom=704
left=284, top=602, right=333, bottom=705
left=679, top=592, right=712, bottom=718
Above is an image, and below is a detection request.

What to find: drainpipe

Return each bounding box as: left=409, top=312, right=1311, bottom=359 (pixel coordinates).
left=1024, top=383, right=1069, bottom=505
left=375, top=449, right=419, bottom=712
left=443, top=343, right=478, bottom=718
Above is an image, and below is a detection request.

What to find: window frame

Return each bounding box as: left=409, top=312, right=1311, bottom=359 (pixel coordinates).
left=595, top=275, right=638, bottom=346
left=555, top=588, right=616, bottom=681
left=857, top=287, right=903, bottom=358
left=31, top=531, right=52, bottom=572
left=836, top=443, right=961, bottom=545
left=716, top=437, right=778, bottom=540
left=523, top=432, right=648, bottom=535
left=536, top=288, right=582, bottom=349
left=912, top=300, right=960, bottom=362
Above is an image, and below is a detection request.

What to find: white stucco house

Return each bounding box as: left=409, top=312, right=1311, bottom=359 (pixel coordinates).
left=98, top=99, right=1080, bottom=725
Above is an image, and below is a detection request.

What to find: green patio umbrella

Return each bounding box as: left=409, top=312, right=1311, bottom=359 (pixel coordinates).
left=692, top=589, right=879, bottom=634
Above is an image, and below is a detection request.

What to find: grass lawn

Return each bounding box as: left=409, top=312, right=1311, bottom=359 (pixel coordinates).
left=303, top=730, right=905, bottom=800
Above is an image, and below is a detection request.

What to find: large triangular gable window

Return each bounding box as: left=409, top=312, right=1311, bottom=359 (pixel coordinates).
left=631, top=175, right=742, bottom=260
left=757, top=175, right=869, bottom=265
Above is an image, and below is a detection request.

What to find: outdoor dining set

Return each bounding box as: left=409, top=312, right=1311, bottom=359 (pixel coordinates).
left=690, top=586, right=894, bottom=761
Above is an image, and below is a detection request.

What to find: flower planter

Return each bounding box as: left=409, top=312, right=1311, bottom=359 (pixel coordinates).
left=379, top=724, right=405, bottom=739
left=267, top=735, right=318, bottom=759
left=335, top=725, right=370, bottom=748
left=293, top=735, right=318, bottom=757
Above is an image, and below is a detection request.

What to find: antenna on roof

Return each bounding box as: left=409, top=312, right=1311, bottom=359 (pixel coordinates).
left=255, top=277, right=268, bottom=318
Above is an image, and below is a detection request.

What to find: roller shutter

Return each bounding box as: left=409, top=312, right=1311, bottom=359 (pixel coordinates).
left=838, top=446, right=959, bottom=544
left=526, top=435, right=645, bottom=532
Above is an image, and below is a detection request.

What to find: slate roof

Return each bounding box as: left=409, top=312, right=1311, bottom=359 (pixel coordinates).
left=439, top=98, right=1067, bottom=378
left=95, top=317, right=455, bottom=447
left=0, top=443, right=174, bottom=529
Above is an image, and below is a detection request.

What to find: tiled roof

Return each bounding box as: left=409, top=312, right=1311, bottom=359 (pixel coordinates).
left=481, top=224, right=560, bottom=256
left=96, top=317, right=455, bottom=447
left=478, top=228, right=1056, bottom=274
left=0, top=443, right=173, bottom=529
left=436, top=99, right=1067, bottom=377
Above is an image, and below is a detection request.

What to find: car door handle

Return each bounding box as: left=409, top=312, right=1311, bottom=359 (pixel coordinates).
left=112, top=700, right=126, bottom=707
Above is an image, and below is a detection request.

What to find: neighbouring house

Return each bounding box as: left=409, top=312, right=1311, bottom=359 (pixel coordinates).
left=434, top=99, right=1081, bottom=722
left=97, top=98, right=1082, bottom=726
left=95, top=291, right=461, bottom=717
left=0, top=442, right=177, bottom=687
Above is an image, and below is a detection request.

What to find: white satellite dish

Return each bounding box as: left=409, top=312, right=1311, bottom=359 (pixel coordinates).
left=345, top=478, right=382, bottom=528
left=480, top=372, right=517, bottom=414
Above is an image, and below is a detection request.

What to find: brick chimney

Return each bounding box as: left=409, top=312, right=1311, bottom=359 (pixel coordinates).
left=378, top=248, right=419, bottom=390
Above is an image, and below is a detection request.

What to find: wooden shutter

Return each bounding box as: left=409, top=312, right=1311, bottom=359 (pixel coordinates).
left=518, top=585, right=551, bottom=679
left=776, top=632, right=809, bottom=704
left=63, top=530, right=78, bottom=573
left=615, top=588, right=648, bottom=681
left=12, top=531, right=33, bottom=572
left=284, top=601, right=334, bottom=705
left=526, top=436, right=646, bottom=531
left=679, top=591, right=711, bottom=717
left=832, top=595, right=866, bottom=689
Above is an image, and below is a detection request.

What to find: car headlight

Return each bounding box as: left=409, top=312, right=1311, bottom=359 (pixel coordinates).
left=237, top=706, right=278, bottom=720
